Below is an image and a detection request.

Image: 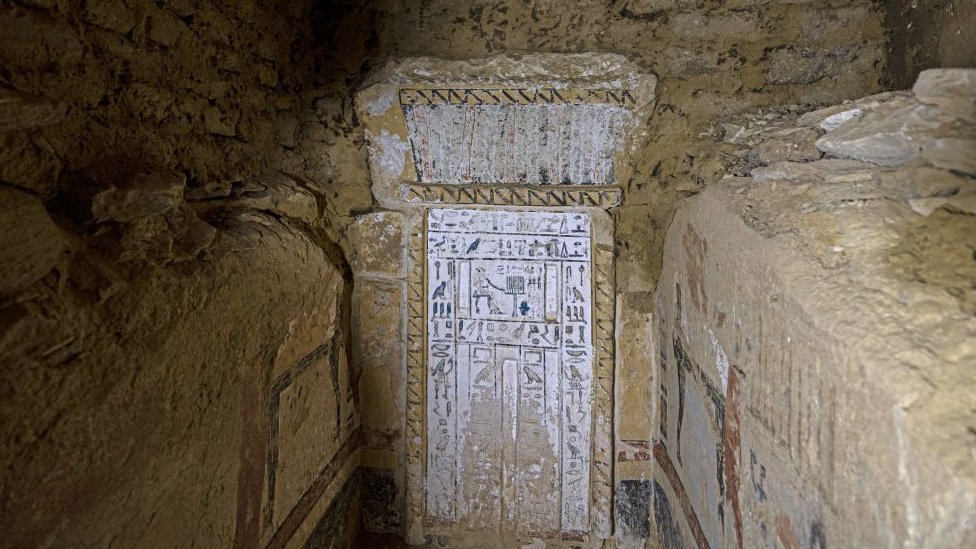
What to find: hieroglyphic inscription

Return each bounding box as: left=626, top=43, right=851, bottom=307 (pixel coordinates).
left=401, top=89, right=635, bottom=185
left=425, top=209, right=594, bottom=534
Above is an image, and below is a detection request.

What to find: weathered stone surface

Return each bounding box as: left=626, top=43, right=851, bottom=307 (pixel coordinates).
left=795, top=91, right=912, bottom=128
left=174, top=210, right=217, bottom=260
left=815, top=99, right=951, bottom=166
left=913, top=68, right=976, bottom=123
left=0, top=88, right=66, bottom=132
left=353, top=278, right=403, bottom=451
left=659, top=47, right=721, bottom=78
left=228, top=173, right=319, bottom=224
left=622, top=0, right=693, bottom=15
left=350, top=211, right=404, bottom=275
left=765, top=46, right=857, bottom=85
left=356, top=54, right=657, bottom=207
left=667, top=12, right=760, bottom=42
left=750, top=127, right=823, bottom=164
left=184, top=179, right=233, bottom=201
left=0, top=186, right=65, bottom=293
left=655, top=68, right=976, bottom=548
left=146, top=9, right=190, bottom=47
left=751, top=158, right=878, bottom=183
left=920, top=137, right=976, bottom=176
left=0, top=132, right=62, bottom=197
left=91, top=171, right=186, bottom=223
left=657, top=179, right=976, bottom=549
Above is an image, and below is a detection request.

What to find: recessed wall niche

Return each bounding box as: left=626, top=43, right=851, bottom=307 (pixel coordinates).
left=354, top=54, right=656, bottom=546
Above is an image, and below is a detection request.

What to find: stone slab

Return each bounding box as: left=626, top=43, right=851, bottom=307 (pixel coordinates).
left=424, top=208, right=593, bottom=535
left=355, top=54, right=656, bottom=208
left=655, top=178, right=976, bottom=548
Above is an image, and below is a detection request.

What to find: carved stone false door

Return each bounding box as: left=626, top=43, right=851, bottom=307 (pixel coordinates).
left=425, top=208, right=594, bottom=539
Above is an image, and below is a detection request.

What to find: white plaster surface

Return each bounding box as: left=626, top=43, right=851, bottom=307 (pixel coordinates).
left=425, top=208, right=594, bottom=534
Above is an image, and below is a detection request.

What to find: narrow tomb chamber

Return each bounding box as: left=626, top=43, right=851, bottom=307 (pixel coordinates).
left=1, top=1, right=974, bottom=548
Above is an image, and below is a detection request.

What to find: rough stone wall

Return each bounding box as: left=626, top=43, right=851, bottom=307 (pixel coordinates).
left=654, top=70, right=976, bottom=548
left=885, top=0, right=976, bottom=88
left=0, top=1, right=363, bottom=547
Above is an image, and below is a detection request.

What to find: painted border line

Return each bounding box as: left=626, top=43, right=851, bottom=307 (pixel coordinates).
left=653, top=441, right=711, bottom=549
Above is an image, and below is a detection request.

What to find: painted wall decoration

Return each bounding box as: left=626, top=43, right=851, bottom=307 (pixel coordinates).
left=402, top=88, right=635, bottom=186
left=425, top=208, right=594, bottom=534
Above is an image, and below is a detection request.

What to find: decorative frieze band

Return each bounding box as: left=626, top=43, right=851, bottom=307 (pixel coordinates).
left=404, top=222, right=427, bottom=544
left=591, top=242, right=616, bottom=538
left=400, top=185, right=622, bottom=208
left=399, top=87, right=637, bottom=107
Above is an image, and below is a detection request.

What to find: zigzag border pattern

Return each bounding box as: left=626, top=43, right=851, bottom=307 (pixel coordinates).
left=400, top=185, right=622, bottom=208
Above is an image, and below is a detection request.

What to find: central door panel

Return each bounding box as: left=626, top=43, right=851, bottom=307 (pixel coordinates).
left=426, top=208, right=593, bottom=537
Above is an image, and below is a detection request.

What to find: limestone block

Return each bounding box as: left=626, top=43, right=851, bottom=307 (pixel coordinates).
left=615, top=292, right=655, bottom=442
left=815, top=98, right=952, bottom=167
left=913, top=68, right=976, bottom=123
left=751, top=158, right=877, bottom=183
left=795, top=91, right=911, bottom=129
left=667, top=12, right=761, bottom=42
left=91, top=171, right=186, bottom=223
left=349, top=211, right=404, bottom=276
left=356, top=54, right=656, bottom=208
left=622, top=0, right=695, bottom=14
left=920, top=137, right=976, bottom=176
left=0, top=186, right=65, bottom=293
left=655, top=179, right=976, bottom=548
left=0, top=88, right=66, bottom=133
left=659, top=47, right=721, bottom=78
left=352, top=278, right=403, bottom=450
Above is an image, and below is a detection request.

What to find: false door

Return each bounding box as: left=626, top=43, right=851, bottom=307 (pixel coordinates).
left=425, top=208, right=594, bottom=537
